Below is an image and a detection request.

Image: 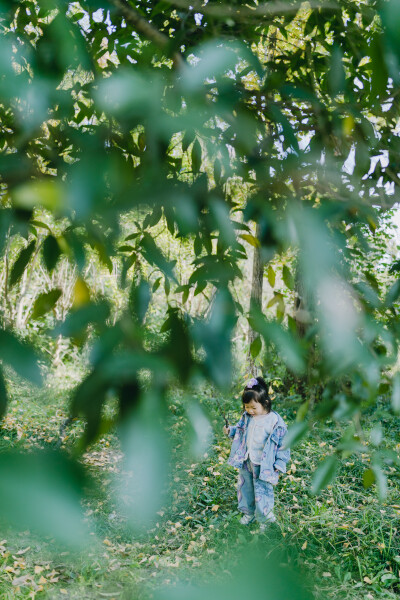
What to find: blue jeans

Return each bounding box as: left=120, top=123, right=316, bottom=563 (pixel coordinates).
left=237, top=459, right=275, bottom=523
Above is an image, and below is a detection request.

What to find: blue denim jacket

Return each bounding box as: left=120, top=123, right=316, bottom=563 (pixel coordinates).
left=227, top=410, right=290, bottom=485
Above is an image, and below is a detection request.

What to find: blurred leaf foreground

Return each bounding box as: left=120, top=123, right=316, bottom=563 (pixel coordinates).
left=1, top=0, right=400, bottom=598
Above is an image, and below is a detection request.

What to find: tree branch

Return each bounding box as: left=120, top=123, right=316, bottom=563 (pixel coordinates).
left=161, top=0, right=340, bottom=21
left=110, top=0, right=184, bottom=68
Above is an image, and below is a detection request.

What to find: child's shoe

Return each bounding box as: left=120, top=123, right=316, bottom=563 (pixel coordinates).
left=240, top=514, right=255, bottom=525
left=259, top=514, right=276, bottom=532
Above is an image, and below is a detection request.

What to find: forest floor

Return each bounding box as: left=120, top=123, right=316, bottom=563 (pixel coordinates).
left=0, top=374, right=400, bottom=600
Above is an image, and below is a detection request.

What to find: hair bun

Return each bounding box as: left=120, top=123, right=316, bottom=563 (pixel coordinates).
left=255, top=376, right=269, bottom=390
left=246, top=377, right=259, bottom=388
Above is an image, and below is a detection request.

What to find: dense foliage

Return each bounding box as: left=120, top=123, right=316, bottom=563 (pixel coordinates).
left=1, top=0, right=400, bottom=561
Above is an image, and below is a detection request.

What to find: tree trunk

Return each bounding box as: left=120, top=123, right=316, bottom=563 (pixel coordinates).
left=247, top=223, right=263, bottom=375
left=293, top=261, right=317, bottom=404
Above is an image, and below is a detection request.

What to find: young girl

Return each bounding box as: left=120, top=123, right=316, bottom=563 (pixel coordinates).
left=224, top=376, right=290, bottom=530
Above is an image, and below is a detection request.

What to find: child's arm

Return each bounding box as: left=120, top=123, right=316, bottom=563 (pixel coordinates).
left=224, top=414, right=245, bottom=438
left=227, top=425, right=237, bottom=438
left=273, top=428, right=290, bottom=473
left=223, top=424, right=236, bottom=437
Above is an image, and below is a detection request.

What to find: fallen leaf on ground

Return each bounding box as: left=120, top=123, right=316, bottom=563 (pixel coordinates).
left=12, top=575, right=31, bottom=586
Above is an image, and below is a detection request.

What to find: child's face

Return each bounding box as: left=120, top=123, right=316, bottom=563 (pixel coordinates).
left=244, top=399, right=267, bottom=416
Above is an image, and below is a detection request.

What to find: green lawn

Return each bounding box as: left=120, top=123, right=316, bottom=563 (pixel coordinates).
left=0, top=375, right=399, bottom=600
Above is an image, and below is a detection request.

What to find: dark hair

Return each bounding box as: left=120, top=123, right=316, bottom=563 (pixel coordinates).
left=242, top=376, right=271, bottom=413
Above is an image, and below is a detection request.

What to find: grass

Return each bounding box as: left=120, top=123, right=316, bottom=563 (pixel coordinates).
left=0, top=374, right=399, bottom=600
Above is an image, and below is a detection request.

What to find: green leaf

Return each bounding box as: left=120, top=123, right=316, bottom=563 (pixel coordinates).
left=381, top=0, right=400, bottom=61
left=328, top=46, right=345, bottom=96
left=164, top=277, right=171, bottom=296
left=164, top=205, right=175, bottom=235
left=0, top=330, right=42, bottom=385
left=42, top=235, right=61, bottom=272
left=213, top=158, right=222, bottom=185
left=282, top=265, right=294, bottom=290
left=12, top=180, right=64, bottom=212
left=369, top=34, right=389, bottom=100
left=210, top=200, right=236, bottom=249
left=138, top=131, right=146, bottom=152
left=115, top=408, right=171, bottom=530
left=371, top=463, right=387, bottom=501
left=143, top=206, right=162, bottom=229
left=0, top=366, right=7, bottom=420
left=283, top=421, right=308, bottom=449
left=194, top=281, right=207, bottom=295
left=154, top=534, right=313, bottom=600
left=384, top=280, right=400, bottom=307
left=32, top=288, right=62, bottom=319
left=354, top=281, right=380, bottom=309
left=296, top=400, right=309, bottom=422
left=250, top=336, right=262, bottom=359
left=267, top=292, right=282, bottom=308
left=311, top=455, right=338, bottom=495
left=249, top=313, right=305, bottom=374
left=176, top=284, right=190, bottom=304
left=181, top=42, right=240, bottom=92
left=186, top=402, right=213, bottom=458
left=191, top=138, right=202, bottom=174
left=129, top=278, right=151, bottom=324
left=194, top=235, right=202, bottom=256
left=152, top=277, right=162, bottom=292
left=70, top=370, right=108, bottom=445
left=267, top=265, right=275, bottom=287
left=240, top=233, right=260, bottom=248
left=125, top=232, right=140, bottom=242
left=55, top=301, right=111, bottom=339
left=31, top=219, right=51, bottom=232
left=181, top=129, right=193, bottom=152
left=0, top=450, right=90, bottom=548
left=120, top=254, right=136, bottom=288
left=9, top=240, right=36, bottom=287
left=269, top=105, right=299, bottom=152
left=141, top=233, right=175, bottom=279
left=392, top=374, right=400, bottom=414
left=174, top=195, right=198, bottom=235
left=364, top=270, right=380, bottom=292
left=192, top=289, right=235, bottom=388
left=92, top=238, right=113, bottom=273
left=160, top=316, right=171, bottom=332
left=363, top=468, right=375, bottom=489
left=231, top=221, right=250, bottom=233
left=370, top=424, right=383, bottom=447
left=69, top=11, right=85, bottom=22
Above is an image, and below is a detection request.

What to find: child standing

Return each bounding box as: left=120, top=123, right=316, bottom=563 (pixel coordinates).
left=224, top=376, right=290, bottom=530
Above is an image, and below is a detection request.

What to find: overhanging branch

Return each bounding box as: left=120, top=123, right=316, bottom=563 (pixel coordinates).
left=110, top=0, right=184, bottom=67
left=161, top=0, right=340, bottom=20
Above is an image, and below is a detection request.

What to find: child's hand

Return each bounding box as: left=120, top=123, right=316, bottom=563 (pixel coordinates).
left=223, top=425, right=230, bottom=436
